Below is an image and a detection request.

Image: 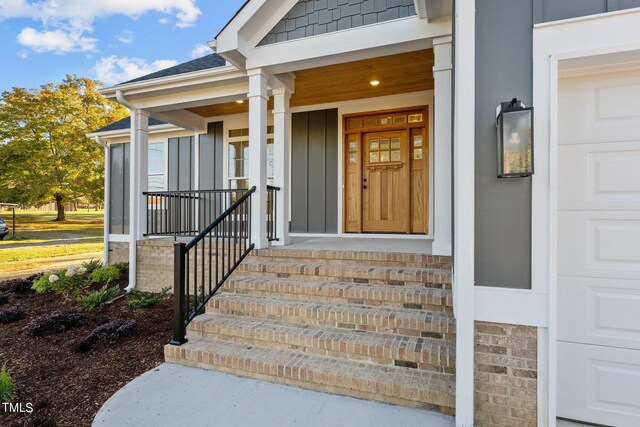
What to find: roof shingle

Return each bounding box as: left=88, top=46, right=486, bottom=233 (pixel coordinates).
left=92, top=116, right=167, bottom=134
left=119, top=53, right=227, bottom=85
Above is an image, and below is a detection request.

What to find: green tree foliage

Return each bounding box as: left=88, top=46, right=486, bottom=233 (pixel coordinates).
left=0, top=76, right=127, bottom=220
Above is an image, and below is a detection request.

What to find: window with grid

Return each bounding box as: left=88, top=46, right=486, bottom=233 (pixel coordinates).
left=228, top=127, right=274, bottom=189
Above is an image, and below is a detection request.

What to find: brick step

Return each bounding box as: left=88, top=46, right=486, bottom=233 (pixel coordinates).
left=165, top=336, right=456, bottom=414
left=187, top=314, right=455, bottom=373
left=234, top=260, right=452, bottom=288
left=251, top=248, right=452, bottom=269
left=207, top=294, right=456, bottom=338
left=223, top=276, right=453, bottom=313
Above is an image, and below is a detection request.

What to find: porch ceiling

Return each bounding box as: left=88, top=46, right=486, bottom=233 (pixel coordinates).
left=186, top=49, right=434, bottom=118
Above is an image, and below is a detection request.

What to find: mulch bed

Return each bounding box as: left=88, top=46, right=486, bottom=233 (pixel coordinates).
left=0, top=275, right=172, bottom=427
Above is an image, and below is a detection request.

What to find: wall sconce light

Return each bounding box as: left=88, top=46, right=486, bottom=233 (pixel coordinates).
left=496, top=98, right=534, bottom=178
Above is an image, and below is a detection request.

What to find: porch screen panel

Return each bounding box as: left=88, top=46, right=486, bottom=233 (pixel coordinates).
left=291, top=109, right=338, bottom=233
left=109, top=143, right=130, bottom=234
left=199, top=122, right=224, bottom=224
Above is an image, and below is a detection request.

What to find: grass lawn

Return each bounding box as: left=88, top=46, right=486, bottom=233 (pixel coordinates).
left=0, top=210, right=104, bottom=276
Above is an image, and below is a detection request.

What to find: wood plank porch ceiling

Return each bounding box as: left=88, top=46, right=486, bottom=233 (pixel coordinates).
left=187, top=49, right=434, bottom=118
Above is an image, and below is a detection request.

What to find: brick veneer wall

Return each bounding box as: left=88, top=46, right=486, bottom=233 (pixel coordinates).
left=109, top=239, right=242, bottom=293
left=474, top=321, right=537, bottom=427
left=107, top=241, right=129, bottom=265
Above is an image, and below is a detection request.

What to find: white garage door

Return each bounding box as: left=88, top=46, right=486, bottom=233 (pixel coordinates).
left=557, top=68, right=640, bottom=426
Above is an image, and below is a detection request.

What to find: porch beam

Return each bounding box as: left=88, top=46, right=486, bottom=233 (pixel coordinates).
left=150, top=109, right=206, bottom=132
left=128, top=109, right=149, bottom=291
left=248, top=68, right=269, bottom=249
left=272, top=86, right=293, bottom=246
left=432, top=36, right=453, bottom=257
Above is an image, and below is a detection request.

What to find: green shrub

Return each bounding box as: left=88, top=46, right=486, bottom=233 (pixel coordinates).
left=113, top=262, right=129, bottom=275
left=90, top=266, right=121, bottom=284
left=0, top=363, right=15, bottom=403
left=32, top=274, right=53, bottom=293
left=33, top=270, right=88, bottom=298
left=82, top=259, right=103, bottom=274
left=77, top=286, right=121, bottom=311
left=126, top=287, right=171, bottom=310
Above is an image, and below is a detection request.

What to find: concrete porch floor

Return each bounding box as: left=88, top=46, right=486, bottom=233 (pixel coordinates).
left=282, top=236, right=433, bottom=254
left=93, top=363, right=454, bottom=427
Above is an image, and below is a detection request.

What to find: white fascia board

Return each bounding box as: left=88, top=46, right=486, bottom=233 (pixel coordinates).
left=244, top=0, right=300, bottom=48
left=99, top=65, right=243, bottom=100
left=245, top=16, right=452, bottom=72
left=216, top=0, right=268, bottom=57
left=86, top=123, right=178, bottom=139
left=127, top=80, right=249, bottom=112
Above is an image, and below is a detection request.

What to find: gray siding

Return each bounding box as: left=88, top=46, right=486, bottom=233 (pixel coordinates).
left=291, top=109, right=339, bottom=233
left=259, top=0, right=416, bottom=46
left=199, top=122, right=224, bottom=190
left=109, top=143, right=130, bottom=234
left=474, top=0, right=640, bottom=289
left=168, top=136, right=195, bottom=191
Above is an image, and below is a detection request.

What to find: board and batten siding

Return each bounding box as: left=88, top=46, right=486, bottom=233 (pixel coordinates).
left=199, top=122, right=224, bottom=191
left=474, top=0, right=640, bottom=289
left=291, top=109, right=339, bottom=234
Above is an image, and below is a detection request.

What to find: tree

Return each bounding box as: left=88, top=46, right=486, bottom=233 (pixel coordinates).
left=0, top=76, right=127, bottom=220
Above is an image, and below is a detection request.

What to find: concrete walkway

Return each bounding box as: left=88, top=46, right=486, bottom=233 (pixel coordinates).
left=93, top=363, right=455, bottom=427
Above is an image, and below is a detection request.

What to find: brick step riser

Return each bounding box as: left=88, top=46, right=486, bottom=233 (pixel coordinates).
left=165, top=346, right=455, bottom=415
left=206, top=303, right=456, bottom=339
left=252, top=250, right=452, bottom=266
left=186, top=325, right=455, bottom=373
left=232, top=270, right=452, bottom=290
left=221, top=287, right=454, bottom=314
left=249, top=255, right=451, bottom=270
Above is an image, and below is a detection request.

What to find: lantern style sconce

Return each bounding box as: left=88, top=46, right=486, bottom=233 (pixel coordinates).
left=496, top=98, right=534, bottom=178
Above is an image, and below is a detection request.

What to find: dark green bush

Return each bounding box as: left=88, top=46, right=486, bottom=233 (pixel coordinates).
left=113, top=262, right=129, bottom=275
left=82, top=259, right=103, bottom=274
left=77, top=286, right=121, bottom=311
left=126, top=287, right=171, bottom=310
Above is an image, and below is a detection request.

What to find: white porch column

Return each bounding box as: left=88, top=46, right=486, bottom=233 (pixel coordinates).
left=127, top=109, right=149, bottom=290
left=454, top=1, right=476, bottom=426
left=432, top=36, right=453, bottom=257
left=248, top=69, right=269, bottom=249
left=272, top=87, right=291, bottom=246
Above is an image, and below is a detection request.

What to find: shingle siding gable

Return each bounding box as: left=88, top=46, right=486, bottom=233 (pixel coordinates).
left=258, top=0, right=416, bottom=46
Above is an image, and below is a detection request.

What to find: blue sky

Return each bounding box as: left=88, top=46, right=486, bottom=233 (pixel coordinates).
left=0, top=1, right=247, bottom=93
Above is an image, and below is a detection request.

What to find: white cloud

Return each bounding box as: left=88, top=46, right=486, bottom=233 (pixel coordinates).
left=93, top=55, right=178, bottom=85
left=3, top=0, right=201, bottom=54
left=158, top=17, right=170, bottom=25
left=17, top=26, right=97, bottom=53
left=191, top=43, right=211, bottom=59
left=117, top=30, right=134, bottom=44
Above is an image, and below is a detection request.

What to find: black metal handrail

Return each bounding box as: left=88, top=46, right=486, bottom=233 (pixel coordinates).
left=170, top=186, right=256, bottom=345
left=266, top=185, right=280, bottom=242
left=144, top=189, right=248, bottom=238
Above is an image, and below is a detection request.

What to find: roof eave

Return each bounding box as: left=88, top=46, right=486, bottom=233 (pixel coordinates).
left=86, top=123, right=178, bottom=139
left=99, top=64, right=243, bottom=99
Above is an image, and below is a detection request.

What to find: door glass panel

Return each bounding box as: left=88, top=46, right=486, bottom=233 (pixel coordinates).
left=369, top=140, right=379, bottom=151
left=380, top=151, right=390, bottom=162
left=380, top=139, right=389, bottom=150
left=393, top=115, right=407, bottom=124
left=414, top=148, right=423, bottom=160
left=349, top=153, right=357, bottom=163
left=391, top=138, right=401, bottom=149
left=364, top=117, right=377, bottom=127
left=379, top=117, right=392, bottom=125
left=413, top=135, right=423, bottom=147
left=370, top=152, right=379, bottom=163
left=391, top=150, right=401, bottom=161
left=349, top=119, right=363, bottom=129
left=408, top=114, right=423, bottom=123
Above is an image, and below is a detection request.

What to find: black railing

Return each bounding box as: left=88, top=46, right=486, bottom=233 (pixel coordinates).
left=144, top=189, right=248, bottom=237
left=266, top=185, right=280, bottom=242
left=170, top=186, right=256, bottom=345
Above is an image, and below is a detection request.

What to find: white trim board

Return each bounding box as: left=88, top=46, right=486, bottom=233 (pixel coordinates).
left=474, top=287, right=548, bottom=327
left=532, top=8, right=640, bottom=427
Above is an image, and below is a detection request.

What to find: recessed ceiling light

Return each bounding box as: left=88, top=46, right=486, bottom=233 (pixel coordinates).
left=236, top=99, right=244, bottom=104
left=370, top=80, right=380, bottom=86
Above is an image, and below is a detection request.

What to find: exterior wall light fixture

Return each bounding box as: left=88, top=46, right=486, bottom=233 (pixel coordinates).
left=496, top=98, right=534, bottom=178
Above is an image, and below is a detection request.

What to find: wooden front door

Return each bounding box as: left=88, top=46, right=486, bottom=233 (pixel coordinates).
left=362, top=131, right=410, bottom=232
